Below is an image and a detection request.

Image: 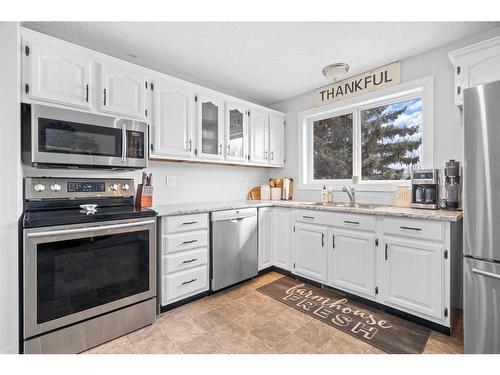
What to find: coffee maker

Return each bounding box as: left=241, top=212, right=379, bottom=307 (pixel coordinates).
left=443, top=159, right=461, bottom=209
left=410, top=169, right=439, bottom=209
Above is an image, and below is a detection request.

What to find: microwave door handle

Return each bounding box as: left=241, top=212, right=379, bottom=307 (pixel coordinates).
left=122, top=124, right=127, bottom=162
left=26, top=219, right=156, bottom=238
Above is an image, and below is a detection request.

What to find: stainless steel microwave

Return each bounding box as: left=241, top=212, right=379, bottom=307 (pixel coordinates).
left=21, top=103, right=148, bottom=169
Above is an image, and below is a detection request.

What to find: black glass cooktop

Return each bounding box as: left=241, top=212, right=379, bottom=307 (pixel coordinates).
left=23, top=205, right=156, bottom=228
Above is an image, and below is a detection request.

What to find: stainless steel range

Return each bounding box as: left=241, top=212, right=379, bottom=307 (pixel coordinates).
left=22, top=177, right=157, bottom=354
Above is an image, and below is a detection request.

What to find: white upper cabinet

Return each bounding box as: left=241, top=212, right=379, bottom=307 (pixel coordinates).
left=328, top=228, right=376, bottom=298
left=225, top=102, right=249, bottom=162
left=381, top=236, right=444, bottom=320
left=269, top=114, right=285, bottom=166
left=249, top=109, right=269, bottom=164
left=20, top=28, right=286, bottom=168
left=99, top=63, right=147, bottom=119
left=449, top=36, right=500, bottom=106
left=23, top=40, right=92, bottom=109
left=196, top=94, right=225, bottom=160
left=293, top=222, right=328, bottom=283
left=151, top=79, right=194, bottom=158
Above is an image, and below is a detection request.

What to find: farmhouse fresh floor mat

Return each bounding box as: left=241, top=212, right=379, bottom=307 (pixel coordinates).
left=257, top=276, right=431, bottom=354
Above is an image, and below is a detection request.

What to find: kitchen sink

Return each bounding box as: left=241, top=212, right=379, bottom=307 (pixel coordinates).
left=309, top=202, right=380, bottom=209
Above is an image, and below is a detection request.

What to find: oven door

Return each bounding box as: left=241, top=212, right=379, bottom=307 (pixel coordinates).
left=26, top=103, right=147, bottom=169
left=23, top=218, right=156, bottom=339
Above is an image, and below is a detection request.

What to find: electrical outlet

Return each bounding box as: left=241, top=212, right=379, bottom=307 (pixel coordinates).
left=166, top=175, right=177, bottom=186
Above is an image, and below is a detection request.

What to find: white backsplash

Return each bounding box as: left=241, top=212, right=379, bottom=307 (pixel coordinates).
left=22, top=160, right=272, bottom=205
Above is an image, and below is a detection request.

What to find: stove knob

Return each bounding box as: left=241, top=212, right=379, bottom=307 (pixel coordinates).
left=50, top=183, right=62, bottom=192
left=122, top=183, right=130, bottom=191
left=110, top=183, right=119, bottom=191
left=33, top=183, right=46, bottom=192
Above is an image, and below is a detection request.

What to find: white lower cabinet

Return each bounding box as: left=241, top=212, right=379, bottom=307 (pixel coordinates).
left=292, top=222, right=328, bottom=283
left=328, top=228, right=376, bottom=298
left=159, top=213, right=209, bottom=306
left=380, top=236, right=444, bottom=320
left=272, top=208, right=292, bottom=270
left=163, top=266, right=208, bottom=304
left=258, top=208, right=273, bottom=271
left=288, top=209, right=453, bottom=327
left=258, top=207, right=291, bottom=271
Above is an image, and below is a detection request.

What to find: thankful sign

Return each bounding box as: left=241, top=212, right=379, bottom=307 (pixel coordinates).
left=315, top=61, right=400, bottom=106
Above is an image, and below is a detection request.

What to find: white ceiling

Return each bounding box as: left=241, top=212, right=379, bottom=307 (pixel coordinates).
left=23, top=22, right=500, bottom=105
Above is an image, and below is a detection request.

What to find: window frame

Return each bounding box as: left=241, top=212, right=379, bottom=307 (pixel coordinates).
left=298, top=77, right=433, bottom=192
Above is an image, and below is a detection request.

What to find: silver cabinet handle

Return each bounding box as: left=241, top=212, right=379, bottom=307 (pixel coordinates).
left=226, top=144, right=231, bottom=156
left=182, top=258, right=198, bottom=264
left=27, top=219, right=156, bottom=238
left=321, top=233, right=325, bottom=247
left=400, top=226, right=422, bottom=231
left=270, top=151, right=274, bottom=160
left=302, top=215, right=315, bottom=220
left=180, top=239, right=198, bottom=245
left=103, top=88, right=107, bottom=106
left=182, top=278, right=197, bottom=285
left=219, top=144, right=222, bottom=155
left=332, top=234, right=335, bottom=249
left=264, top=150, right=268, bottom=160
left=181, top=221, right=197, bottom=225
left=188, top=138, right=192, bottom=152
left=344, top=220, right=360, bottom=225
left=472, top=268, right=500, bottom=280
left=385, top=244, right=388, bottom=260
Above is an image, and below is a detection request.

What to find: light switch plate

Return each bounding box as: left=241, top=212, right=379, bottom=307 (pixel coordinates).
left=166, top=175, right=177, bottom=186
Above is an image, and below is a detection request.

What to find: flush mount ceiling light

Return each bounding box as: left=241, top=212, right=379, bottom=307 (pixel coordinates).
left=322, top=63, right=350, bottom=82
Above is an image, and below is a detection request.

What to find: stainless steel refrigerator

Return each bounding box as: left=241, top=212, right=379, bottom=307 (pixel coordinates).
left=464, top=80, right=500, bottom=353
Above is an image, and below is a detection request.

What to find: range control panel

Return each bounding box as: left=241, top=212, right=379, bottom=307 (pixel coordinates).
left=25, top=177, right=135, bottom=200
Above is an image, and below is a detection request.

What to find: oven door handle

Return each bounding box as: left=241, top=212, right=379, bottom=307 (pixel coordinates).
left=122, top=124, right=127, bottom=162
left=26, top=219, right=156, bottom=238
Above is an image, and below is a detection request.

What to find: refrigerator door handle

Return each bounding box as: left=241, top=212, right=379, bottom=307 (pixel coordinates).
left=472, top=268, right=500, bottom=281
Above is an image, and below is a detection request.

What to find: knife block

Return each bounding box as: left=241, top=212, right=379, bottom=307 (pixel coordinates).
left=136, top=184, right=153, bottom=208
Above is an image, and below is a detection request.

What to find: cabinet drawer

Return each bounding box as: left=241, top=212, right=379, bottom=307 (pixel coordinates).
left=293, top=209, right=336, bottom=225
left=162, top=266, right=208, bottom=304
left=162, top=213, right=208, bottom=234
left=162, top=230, right=208, bottom=254
left=163, top=248, right=208, bottom=274
left=382, top=217, right=444, bottom=242
left=293, top=209, right=376, bottom=231
left=336, top=213, right=376, bottom=231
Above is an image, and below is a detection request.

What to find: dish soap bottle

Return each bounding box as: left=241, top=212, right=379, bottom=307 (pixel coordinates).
left=321, top=185, right=329, bottom=203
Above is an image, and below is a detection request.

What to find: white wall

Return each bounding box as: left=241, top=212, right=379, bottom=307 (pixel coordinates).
left=0, top=22, right=21, bottom=354
left=271, top=27, right=500, bottom=205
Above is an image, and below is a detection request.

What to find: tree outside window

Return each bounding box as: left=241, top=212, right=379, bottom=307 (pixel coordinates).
left=361, top=98, right=422, bottom=180
left=313, top=113, right=353, bottom=180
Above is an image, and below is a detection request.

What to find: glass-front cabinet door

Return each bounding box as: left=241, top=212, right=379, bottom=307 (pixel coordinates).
left=196, top=94, right=224, bottom=160
left=225, top=102, right=249, bottom=162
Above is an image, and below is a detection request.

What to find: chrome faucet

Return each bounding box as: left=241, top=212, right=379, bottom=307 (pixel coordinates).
left=342, top=185, right=356, bottom=204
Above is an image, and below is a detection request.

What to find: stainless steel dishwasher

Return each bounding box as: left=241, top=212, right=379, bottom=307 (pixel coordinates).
left=210, top=208, right=258, bottom=291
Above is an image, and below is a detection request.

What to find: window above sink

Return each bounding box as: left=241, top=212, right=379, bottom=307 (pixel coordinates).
left=299, top=77, right=434, bottom=192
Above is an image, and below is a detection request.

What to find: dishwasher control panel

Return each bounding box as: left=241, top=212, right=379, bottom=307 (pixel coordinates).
left=210, top=207, right=257, bottom=221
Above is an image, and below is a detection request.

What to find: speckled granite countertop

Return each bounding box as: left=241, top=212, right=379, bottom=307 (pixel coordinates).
left=153, top=200, right=463, bottom=222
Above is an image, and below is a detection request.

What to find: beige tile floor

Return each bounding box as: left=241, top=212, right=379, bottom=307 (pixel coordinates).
left=86, top=272, right=464, bottom=354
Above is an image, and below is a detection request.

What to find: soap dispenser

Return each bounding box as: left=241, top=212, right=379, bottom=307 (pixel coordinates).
left=321, top=185, right=329, bottom=203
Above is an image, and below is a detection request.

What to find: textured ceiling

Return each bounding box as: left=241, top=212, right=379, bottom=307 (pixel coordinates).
left=23, top=22, right=500, bottom=105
